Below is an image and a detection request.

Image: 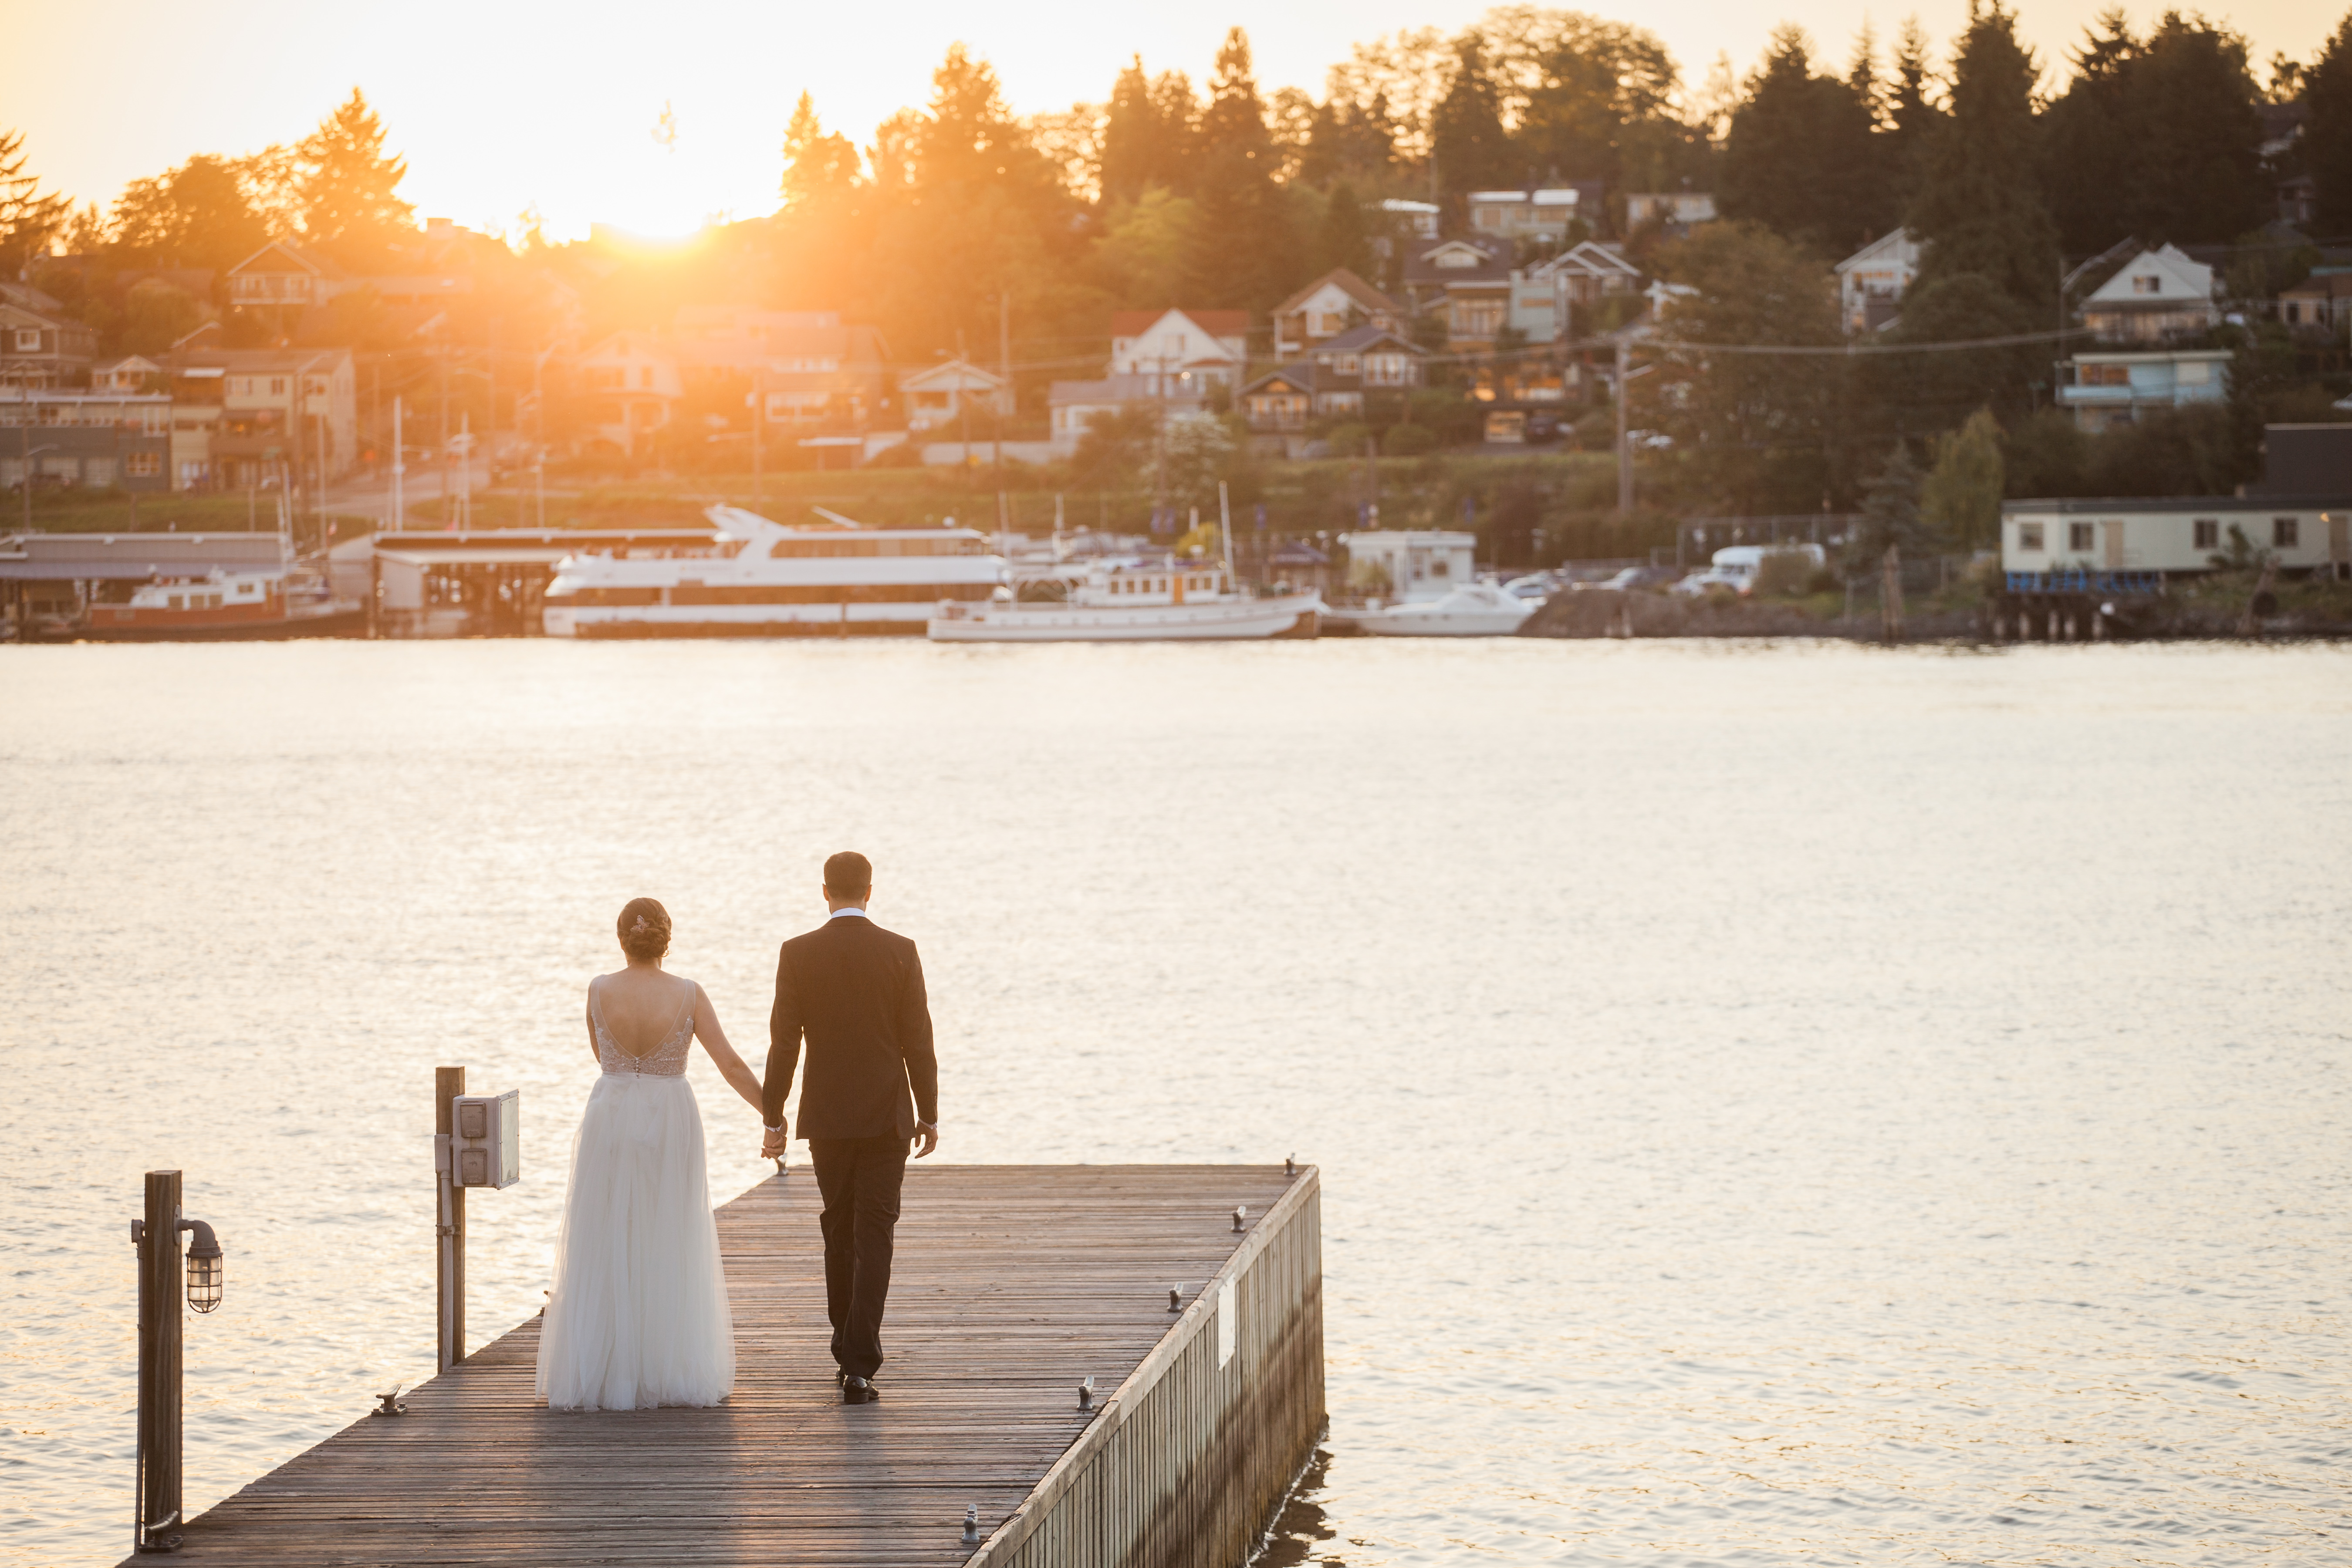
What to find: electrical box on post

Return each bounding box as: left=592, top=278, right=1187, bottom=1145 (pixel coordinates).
left=450, top=1091, right=520, bottom=1190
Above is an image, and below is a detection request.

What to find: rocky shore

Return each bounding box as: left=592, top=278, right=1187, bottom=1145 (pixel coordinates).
left=1519, top=588, right=2352, bottom=642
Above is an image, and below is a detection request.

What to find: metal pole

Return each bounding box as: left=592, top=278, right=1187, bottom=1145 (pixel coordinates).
left=751, top=383, right=763, bottom=510
left=136, top=1169, right=183, bottom=1552
left=435, top=1065, right=466, bottom=1371
left=1615, top=337, right=1632, bottom=516
left=391, top=397, right=404, bottom=531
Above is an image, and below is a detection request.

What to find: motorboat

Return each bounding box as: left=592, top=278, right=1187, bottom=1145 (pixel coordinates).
left=1351, top=581, right=1535, bottom=637
left=544, top=505, right=1005, bottom=638
left=929, top=558, right=1319, bottom=642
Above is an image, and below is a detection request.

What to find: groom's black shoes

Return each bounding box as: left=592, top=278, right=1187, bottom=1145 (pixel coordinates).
left=842, top=1375, right=879, bottom=1405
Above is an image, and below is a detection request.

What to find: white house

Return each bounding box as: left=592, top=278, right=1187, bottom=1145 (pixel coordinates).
left=2080, top=244, right=2218, bottom=343
left=899, top=358, right=1011, bottom=431
left=573, top=333, right=684, bottom=458
left=1624, top=192, right=1717, bottom=230
left=1108, top=309, right=1250, bottom=392
left=1379, top=199, right=1440, bottom=240
left=2001, top=497, right=2352, bottom=574
left=1338, top=530, right=1478, bottom=602
left=1833, top=230, right=1920, bottom=335
left=2056, top=347, right=2230, bottom=433
left=1047, top=374, right=1208, bottom=455
left=1466, top=189, right=1580, bottom=247
left=1271, top=270, right=1407, bottom=357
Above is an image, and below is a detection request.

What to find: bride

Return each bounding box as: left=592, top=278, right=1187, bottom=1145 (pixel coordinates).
left=537, top=897, right=765, bottom=1411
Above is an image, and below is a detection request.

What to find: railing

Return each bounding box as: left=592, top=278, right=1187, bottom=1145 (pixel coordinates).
left=970, top=1167, right=1325, bottom=1568
left=2004, top=569, right=2165, bottom=596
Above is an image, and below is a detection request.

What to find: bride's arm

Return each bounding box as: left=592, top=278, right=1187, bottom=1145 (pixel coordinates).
left=689, top=983, right=766, bottom=1114
left=583, top=984, right=602, bottom=1063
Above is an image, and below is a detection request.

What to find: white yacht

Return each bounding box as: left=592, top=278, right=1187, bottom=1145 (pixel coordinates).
left=543, top=505, right=1004, bottom=638
left=928, top=558, right=1321, bottom=642
left=1352, top=581, right=1535, bottom=636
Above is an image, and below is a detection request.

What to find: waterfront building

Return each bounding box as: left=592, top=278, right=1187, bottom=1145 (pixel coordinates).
left=2000, top=497, right=2351, bottom=576
left=0, top=390, right=173, bottom=492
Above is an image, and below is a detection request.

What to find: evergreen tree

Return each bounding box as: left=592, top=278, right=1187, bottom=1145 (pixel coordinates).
left=1183, top=29, right=1291, bottom=308
left=107, top=154, right=269, bottom=272
left=1298, top=95, right=1393, bottom=188
left=0, top=128, right=69, bottom=278
left=2040, top=11, right=2264, bottom=253
left=1319, top=182, right=1372, bottom=276
left=1718, top=27, right=1884, bottom=256
left=1101, top=58, right=1200, bottom=203
left=1430, top=39, right=1517, bottom=193
left=294, top=89, right=413, bottom=263
left=1919, top=407, right=2005, bottom=549
left=1848, top=442, right=1928, bottom=575
left=2303, top=10, right=2352, bottom=234
left=2129, top=13, right=2264, bottom=243
left=1906, top=3, right=2055, bottom=313
left=780, top=94, right=861, bottom=207
left=1885, top=17, right=1943, bottom=210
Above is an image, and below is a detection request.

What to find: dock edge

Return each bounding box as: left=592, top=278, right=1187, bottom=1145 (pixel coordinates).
left=969, top=1165, right=1326, bottom=1568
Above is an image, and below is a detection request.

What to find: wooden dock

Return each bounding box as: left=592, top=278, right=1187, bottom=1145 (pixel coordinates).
left=139, top=1164, right=1323, bottom=1568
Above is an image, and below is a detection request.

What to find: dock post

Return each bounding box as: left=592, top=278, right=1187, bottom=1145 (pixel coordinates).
left=435, top=1065, right=466, bottom=1371
left=134, top=1170, right=183, bottom=1554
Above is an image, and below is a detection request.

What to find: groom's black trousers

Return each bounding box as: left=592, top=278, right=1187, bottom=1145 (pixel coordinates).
left=806, top=1134, right=908, bottom=1379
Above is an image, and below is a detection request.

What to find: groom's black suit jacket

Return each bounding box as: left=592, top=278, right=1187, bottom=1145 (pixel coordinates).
left=764, top=913, right=938, bottom=1140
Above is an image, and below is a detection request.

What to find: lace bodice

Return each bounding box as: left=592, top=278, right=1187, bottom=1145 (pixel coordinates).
left=591, top=983, right=696, bottom=1077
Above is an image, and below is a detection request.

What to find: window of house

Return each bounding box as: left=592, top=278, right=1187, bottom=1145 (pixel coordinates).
left=2274, top=517, right=2299, bottom=548
left=638, top=367, right=653, bottom=389
left=2018, top=523, right=2045, bottom=551
left=12, top=328, right=40, bottom=351
left=2177, top=361, right=2210, bottom=384
left=2068, top=522, right=2095, bottom=551
left=125, top=452, right=161, bottom=478
left=269, top=377, right=287, bottom=395
left=2193, top=519, right=2218, bottom=549
left=2132, top=274, right=2162, bottom=294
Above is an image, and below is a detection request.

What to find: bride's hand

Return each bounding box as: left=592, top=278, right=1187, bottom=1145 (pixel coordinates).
left=760, top=1122, right=787, bottom=1160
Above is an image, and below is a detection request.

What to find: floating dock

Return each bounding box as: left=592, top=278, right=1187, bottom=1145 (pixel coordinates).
left=135, top=1163, right=1324, bottom=1567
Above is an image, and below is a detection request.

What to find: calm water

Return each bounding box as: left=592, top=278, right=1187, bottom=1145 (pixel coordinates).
left=3, top=640, right=2347, bottom=1567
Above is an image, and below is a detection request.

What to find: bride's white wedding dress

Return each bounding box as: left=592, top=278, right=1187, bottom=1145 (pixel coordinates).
left=536, top=981, right=735, bottom=1410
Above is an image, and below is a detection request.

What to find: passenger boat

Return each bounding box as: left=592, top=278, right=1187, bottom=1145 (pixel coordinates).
left=927, top=558, right=1321, bottom=642
left=542, top=505, right=1005, bottom=638
left=1350, top=581, right=1535, bottom=636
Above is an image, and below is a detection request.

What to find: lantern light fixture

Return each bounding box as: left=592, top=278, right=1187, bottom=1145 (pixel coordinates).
left=180, top=1219, right=223, bottom=1313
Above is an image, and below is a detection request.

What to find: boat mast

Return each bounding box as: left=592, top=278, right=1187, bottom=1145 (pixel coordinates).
left=1217, top=481, right=1237, bottom=591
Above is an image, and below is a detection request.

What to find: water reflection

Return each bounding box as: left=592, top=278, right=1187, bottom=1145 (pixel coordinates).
left=3, top=640, right=2346, bottom=1568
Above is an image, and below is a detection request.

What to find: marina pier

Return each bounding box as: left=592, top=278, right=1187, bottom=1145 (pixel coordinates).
left=128, top=1163, right=1324, bottom=1568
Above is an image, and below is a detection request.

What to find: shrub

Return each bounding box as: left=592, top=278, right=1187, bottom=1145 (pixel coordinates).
left=1382, top=422, right=1440, bottom=456
left=1751, top=548, right=1818, bottom=598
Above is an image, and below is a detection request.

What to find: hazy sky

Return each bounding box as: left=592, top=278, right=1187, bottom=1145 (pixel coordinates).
left=11, top=0, right=2330, bottom=243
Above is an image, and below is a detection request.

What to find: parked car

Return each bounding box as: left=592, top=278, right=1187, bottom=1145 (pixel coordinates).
left=1574, top=565, right=1676, bottom=592
left=1501, top=574, right=1558, bottom=602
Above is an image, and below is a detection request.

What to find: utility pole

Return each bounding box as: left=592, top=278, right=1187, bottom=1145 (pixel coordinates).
left=750, top=384, right=763, bottom=509
left=1614, top=335, right=1633, bottom=516
left=994, top=292, right=1008, bottom=489
left=391, top=396, right=405, bottom=531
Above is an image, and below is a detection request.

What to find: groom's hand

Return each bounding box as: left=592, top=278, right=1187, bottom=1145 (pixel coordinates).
left=913, top=1121, right=939, bottom=1160
left=760, top=1122, right=787, bottom=1159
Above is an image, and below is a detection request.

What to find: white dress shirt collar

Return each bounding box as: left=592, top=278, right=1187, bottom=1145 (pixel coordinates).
left=827, top=906, right=868, bottom=920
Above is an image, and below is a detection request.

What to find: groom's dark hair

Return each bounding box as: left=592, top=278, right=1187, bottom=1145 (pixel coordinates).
left=823, top=851, right=873, bottom=899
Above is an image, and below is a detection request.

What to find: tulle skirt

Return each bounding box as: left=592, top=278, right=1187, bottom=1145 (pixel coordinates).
left=535, top=1072, right=735, bottom=1410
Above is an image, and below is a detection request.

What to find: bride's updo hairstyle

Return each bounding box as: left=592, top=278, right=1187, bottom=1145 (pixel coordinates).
left=617, top=897, right=672, bottom=962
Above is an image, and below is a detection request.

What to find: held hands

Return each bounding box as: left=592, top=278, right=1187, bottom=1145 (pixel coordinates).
left=760, top=1121, right=787, bottom=1160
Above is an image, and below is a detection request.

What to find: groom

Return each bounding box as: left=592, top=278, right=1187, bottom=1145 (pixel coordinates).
left=761, top=851, right=939, bottom=1406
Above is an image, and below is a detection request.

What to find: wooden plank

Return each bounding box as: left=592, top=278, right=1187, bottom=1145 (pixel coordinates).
left=141, top=1165, right=1311, bottom=1568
